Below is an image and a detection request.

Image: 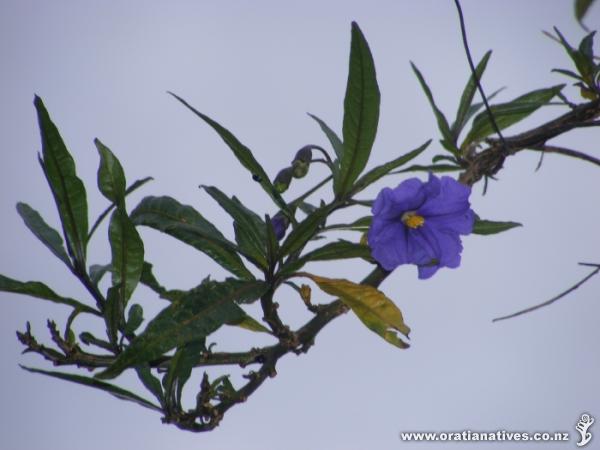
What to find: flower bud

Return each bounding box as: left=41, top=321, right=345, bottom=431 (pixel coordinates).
left=270, top=211, right=289, bottom=240
left=291, top=146, right=313, bottom=179
left=273, top=167, right=293, bottom=193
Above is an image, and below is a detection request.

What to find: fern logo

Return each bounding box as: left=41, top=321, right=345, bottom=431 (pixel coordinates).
left=575, top=413, right=594, bottom=447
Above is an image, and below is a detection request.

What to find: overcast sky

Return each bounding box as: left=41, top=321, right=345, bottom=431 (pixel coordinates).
left=1, top=1, right=599, bottom=449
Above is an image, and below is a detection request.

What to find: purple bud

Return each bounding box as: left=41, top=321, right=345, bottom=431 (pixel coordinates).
left=270, top=212, right=289, bottom=240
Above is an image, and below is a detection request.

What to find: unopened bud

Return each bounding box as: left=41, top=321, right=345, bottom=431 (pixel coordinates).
left=291, top=146, right=313, bottom=179
left=270, top=211, right=289, bottom=240
left=300, top=284, right=312, bottom=303
left=273, top=167, right=293, bottom=193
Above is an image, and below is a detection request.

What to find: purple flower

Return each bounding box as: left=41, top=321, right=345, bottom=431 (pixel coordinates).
left=367, top=173, right=474, bottom=279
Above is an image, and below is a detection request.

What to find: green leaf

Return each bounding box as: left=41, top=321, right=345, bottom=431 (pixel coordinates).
left=472, top=218, right=522, bottom=235
left=451, top=50, right=492, bottom=139
left=279, top=204, right=335, bottom=258
left=459, top=87, right=506, bottom=131
left=281, top=240, right=373, bottom=276
left=21, top=365, right=161, bottom=412
left=139, top=261, right=167, bottom=296
left=552, top=68, right=584, bottom=81
left=87, top=176, right=154, bottom=244
left=34, top=96, right=88, bottom=265
left=432, top=154, right=459, bottom=163
left=89, top=263, right=111, bottom=285
left=325, top=216, right=372, bottom=232
left=554, top=28, right=595, bottom=84
left=96, top=279, right=259, bottom=379
left=410, top=63, right=458, bottom=156
left=109, top=207, right=144, bottom=304
left=392, top=164, right=462, bottom=174
left=304, top=240, right=372, bottom=262
left=303, top=274, right=410, bottom=349
left=351, top=140, right=431, bottom=194
left=575, top=0, right=596, bottom=25
left=16, top=202, right=71, bottom=267
left=0, top=273, right=100, bottom=316
left=307, top=113, right=344, bottom=161
left=95, top=139, right=126, bottom=204
left=168, top=92, right=289, bottom=214
left=135, top=365, right=164, bottom=407
left=184, top=277, right=268, bottom=305
left=226, top=314, right=271, bottom=334
left=335, top=22, right=381, bottom=196
left=202, top=186, right=267, bottom=269
left=264, top=214, right=280, bottom=269
left=131, top=196, right=254, bottom=280
left=104, top=286, right=122, bottom=345
left=463, top=85, right=565, bottom=146
left=79, top=332, right=113, bottom=351
left=163, top=340, right=204, bottom=408
left=125, top=303, right=144, bottom=334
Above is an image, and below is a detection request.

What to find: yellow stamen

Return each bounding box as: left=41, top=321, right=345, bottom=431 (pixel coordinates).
left=401, top=211, right=425, bottom=229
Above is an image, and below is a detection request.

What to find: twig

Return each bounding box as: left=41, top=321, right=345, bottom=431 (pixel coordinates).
left=493, top=265, right=600, bottom=322
left=529, top=145, right=600, bottom=167
left=453, top=0, right=507, bottom=153
left=460, top=98, right=600, bottom=185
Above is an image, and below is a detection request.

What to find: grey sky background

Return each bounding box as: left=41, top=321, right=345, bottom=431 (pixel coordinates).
left=1, top=1, right=599, bottom=449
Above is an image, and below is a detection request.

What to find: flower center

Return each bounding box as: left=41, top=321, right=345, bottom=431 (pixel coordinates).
left=401, top=211, right=425, bottom=229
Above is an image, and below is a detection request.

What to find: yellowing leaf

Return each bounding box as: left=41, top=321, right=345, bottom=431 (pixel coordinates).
left=301, top=273, right=410, bottom=349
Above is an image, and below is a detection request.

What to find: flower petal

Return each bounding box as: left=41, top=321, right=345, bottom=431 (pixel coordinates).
left=368, top=221, right=409, bottom=270
left=418, top=264, right=440, bottom=279
left=418, top=176, right=472, bottom=217
left=407, top=227, right=439, bottom=266
left=427, top=209, right=475, bottom=235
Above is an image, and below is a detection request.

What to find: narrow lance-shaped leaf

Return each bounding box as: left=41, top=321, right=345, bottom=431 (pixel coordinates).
left=463, top=84, right=565, bottom=147
left=104, top=286, right=122, bottom=345
left=301, top=273, right=410, bottom=349
left=131, top=196, right=254, bottom=280
left=554, top=28, right=595, bottom=86
left=226, top=314, right=271, bottom=334
left=109, top=207, right=144, bottom=304
left=95, top=139, right=126, bottom=205
left=21, top=365, right=161, bottom=412
left=335, top=22, right=381, bottom=196
left=135, top=366, right=164, bottom=407
left=139, top=261, right=167, bottom=296
left=281, top=239, right=373, bottom=277
left=168, top=92, right=290, bottom=215
left=163, top=340, right=205, bottom=408
left=351, top=140, right=431, bottom=195
left=410, top=63, right=459, bottom=156
left=575, top=0, right=596, bottom=28
left=89, top=263, right=111, bottom=285
left=87, top=176, right=154, bottom=243
left=472, top=218, right=522, bottom=235
left=202, top=186, right=267, bottom=269
left=34, top=96, right=88, bottom=265
left=0, top=274, right=100, bottom=316
left=279, top=204, right=335, bottom=258
left=324, top=216, right=372, bottom=232
left=451, top=50, right=492, bottom=139
left=392, top=164, right=462, bottom=174
left=458, top=87, right=506, bottom=132
left=96, top=279, right=260, bottom=379
left=16, top=202, right=71, bottom=268
left=308, top=113, right=344, bottom=161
